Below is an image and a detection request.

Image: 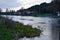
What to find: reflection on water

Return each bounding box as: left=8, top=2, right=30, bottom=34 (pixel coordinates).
left=1, top=15, right=59, bottom=40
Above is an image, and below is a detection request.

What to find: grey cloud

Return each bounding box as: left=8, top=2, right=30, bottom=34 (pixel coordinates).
left=0, top=0, right=21, bottom=8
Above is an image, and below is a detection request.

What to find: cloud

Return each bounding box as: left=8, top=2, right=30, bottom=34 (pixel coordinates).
left=0, top=0, right=21, bottom=8
left=0, top=0, right=52, bottom=11
left=18, top=0, right=52, bottom=8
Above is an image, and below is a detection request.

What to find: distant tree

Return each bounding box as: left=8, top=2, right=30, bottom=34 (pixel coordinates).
left=52, top=0, right=60, bottom=11
left=20, top=7, right=26, bottom=15
left=10, top=10, right=15, bottom=12
left=21, top=7, right=25, bottom=10
left=6, top=8, right=9, bottom=12
left=0, top=8, right=2, bottom=12
left=53, top=0, right=60, bottom=2
left=40, top=2, right=47, bottom=13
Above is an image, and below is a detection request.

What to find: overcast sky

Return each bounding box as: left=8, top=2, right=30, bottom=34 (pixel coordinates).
left=0, top=0, right=52, bottom=11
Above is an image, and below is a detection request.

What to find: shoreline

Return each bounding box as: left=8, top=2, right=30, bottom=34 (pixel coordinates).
left=0, top=16, right=41, bottom=40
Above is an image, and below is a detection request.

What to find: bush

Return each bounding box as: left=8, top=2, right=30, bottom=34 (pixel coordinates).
left=0, top=21, right=14, bottom=40
left=15, top=22, right=41, bottom=38
left=0, top=16, right=41, bottom=39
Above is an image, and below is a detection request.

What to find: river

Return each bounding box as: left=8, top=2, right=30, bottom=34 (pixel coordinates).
left=1, top=15, right=59, bottom=40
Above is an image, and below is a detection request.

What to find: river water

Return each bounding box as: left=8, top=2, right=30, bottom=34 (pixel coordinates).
left=1, top=15, right=59, bottom=40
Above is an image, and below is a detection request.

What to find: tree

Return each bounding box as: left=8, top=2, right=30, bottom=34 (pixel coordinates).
left=52, top=0, right=60, bottom=11
left=0, top=8, right=2, bottom=12
left=6, top=8, right=9, bottom=12
left=10, top=10, right=15, bottom=12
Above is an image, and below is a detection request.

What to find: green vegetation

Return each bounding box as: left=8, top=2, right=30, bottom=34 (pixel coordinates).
left=0, top=16, right=41, bottom=40
left=15, top=22, right=41, bottom=38
left=37, top=13, right=45, bottom=17
left=37, top=13, right=58, bottom=17
left=0, top=18, right=14, bottom=40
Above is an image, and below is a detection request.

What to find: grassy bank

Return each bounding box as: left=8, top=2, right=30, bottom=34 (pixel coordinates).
left=15, top=22, right=41, bottom=38
left=0, top=16, right=41, bottom=40
left=0, top=17, right=14, bottom=40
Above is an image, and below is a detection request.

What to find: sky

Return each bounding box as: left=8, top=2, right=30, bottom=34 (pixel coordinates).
left=0, top=0, right=52, bottom=12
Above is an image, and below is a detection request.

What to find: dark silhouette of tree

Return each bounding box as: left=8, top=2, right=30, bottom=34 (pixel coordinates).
left=6, top=8, right=9, bottom=12
left=52, top=0, right=60, bottom=11
left=0, top=8, right=2, bottom=12
left=10, top=10, right=15, bottom=12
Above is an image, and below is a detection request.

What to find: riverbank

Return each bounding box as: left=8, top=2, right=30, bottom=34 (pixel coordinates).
left=0, top=16, right=14, bottom=40
left=0, top=16, right=41, bottom=40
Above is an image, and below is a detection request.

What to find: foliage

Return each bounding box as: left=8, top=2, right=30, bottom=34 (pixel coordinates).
left=0, top=16, right=41, bottom=40
left=0, top=19, right=14, bottom=40
left=15, top=22, right=41, bottom=37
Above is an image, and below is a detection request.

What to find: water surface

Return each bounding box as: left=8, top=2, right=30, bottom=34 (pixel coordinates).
left=1, top=15, right=59, bottom=40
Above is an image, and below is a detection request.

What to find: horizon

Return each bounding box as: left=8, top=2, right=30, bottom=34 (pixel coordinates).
left=0, top=0, right=52, bottom=12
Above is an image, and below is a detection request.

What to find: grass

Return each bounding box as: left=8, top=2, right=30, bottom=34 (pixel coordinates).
left=0, top=16, right=41, bottom=40
left=0, top=19, right=14, bottom=40
left=15, top=22, right=41, bottom=38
